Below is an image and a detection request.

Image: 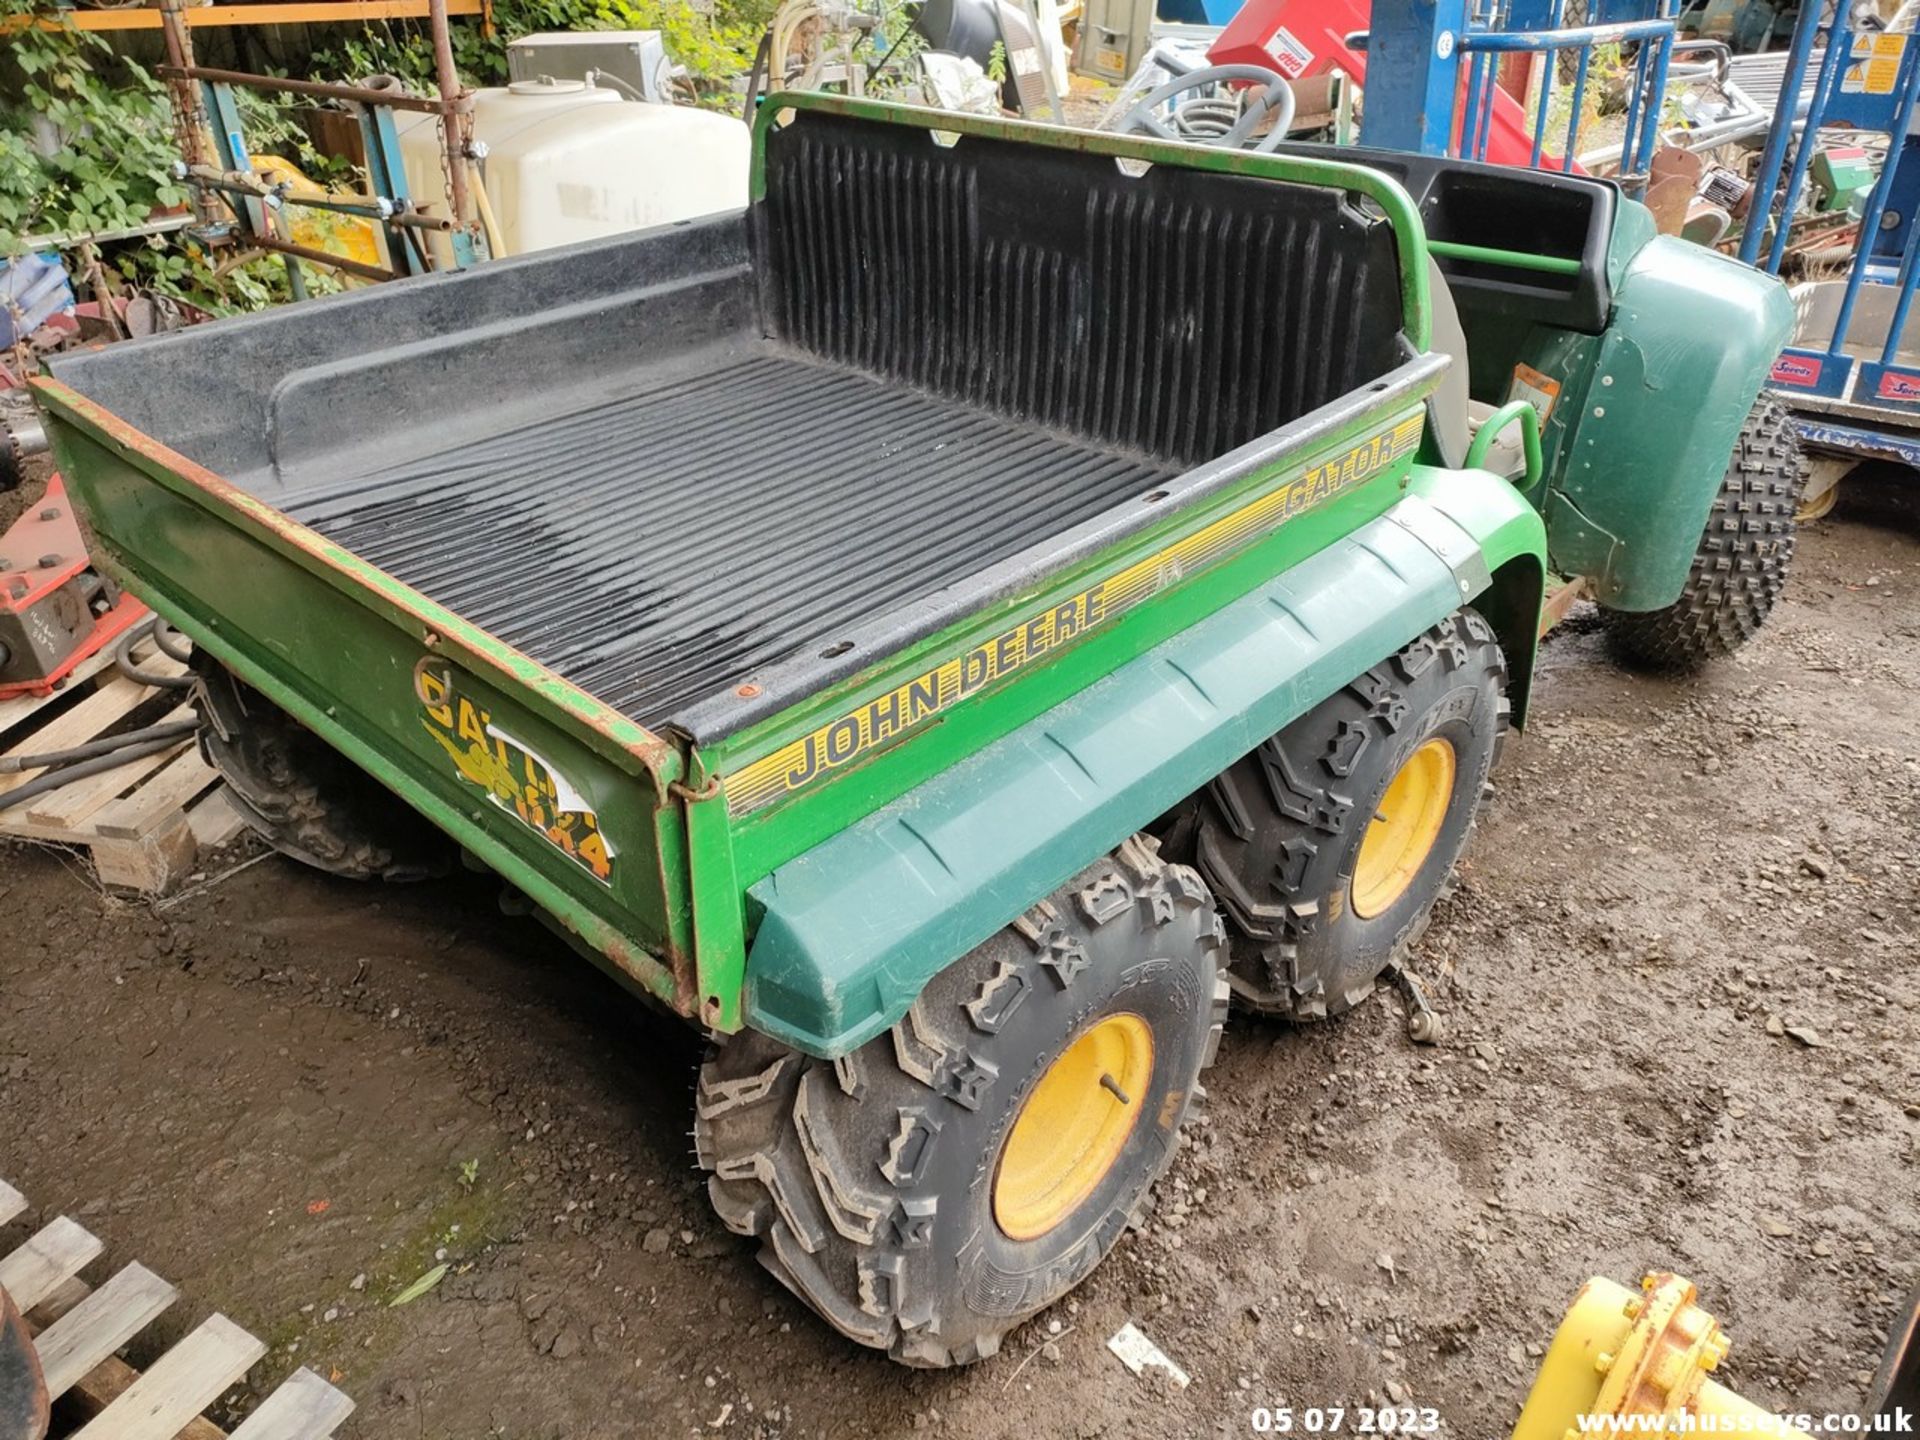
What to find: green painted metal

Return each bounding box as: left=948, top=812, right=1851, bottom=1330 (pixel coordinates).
left=36, top=381, right=697, bottom=1009
left=1466, top=399, right=1544, bottom=489
left=1542, top=235, right=1794, bottom=610
left=712, top=387, right=1440, bottom=888
left=752, top=93, right=1436, bottom=352
left=743, top=484, right=1548, bottom=1059
left=1428, top=239, right=1584, bottom=277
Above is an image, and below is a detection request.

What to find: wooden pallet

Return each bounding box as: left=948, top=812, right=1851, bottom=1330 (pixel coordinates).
left=0, top=1178, right=354, bottom=1440
left=0, top=638, right=246, bottom=894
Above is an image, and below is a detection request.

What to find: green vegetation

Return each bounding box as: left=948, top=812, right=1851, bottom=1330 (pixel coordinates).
left=0, top=3, right=334, bottom=310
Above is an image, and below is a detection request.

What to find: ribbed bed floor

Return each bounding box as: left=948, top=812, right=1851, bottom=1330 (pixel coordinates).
left=289, top=347, right=1176, bottom=730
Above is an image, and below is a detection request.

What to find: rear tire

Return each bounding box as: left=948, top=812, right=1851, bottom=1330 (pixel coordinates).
left=695, top=836, right=1228, bottom=1367
left=1178, top=609, right=1508, bottom=1020
left=1604, top=396, right=1805, bottom=670
left=192, top=652, right=452, bottom=881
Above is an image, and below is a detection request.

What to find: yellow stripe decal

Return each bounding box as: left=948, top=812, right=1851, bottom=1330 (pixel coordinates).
left=724, top=410, right=1425, bottom=817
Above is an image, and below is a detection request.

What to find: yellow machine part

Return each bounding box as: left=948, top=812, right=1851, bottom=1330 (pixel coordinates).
left=248, top=154, right=383, bottom=270
left=1515, top=1274, right=1797, bottom=1440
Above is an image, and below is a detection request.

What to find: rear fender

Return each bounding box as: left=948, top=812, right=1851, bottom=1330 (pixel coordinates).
left=1542, top=236, right=1794, bottom=610
left=741, top=478, right=1547, bottom=1058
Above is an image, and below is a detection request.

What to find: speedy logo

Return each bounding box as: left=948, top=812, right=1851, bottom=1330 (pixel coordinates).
left=1770, top=354, right=1823, bottom=388
left=1876, top=369, right=1920, bottom=402
left=723, top=411, right=1425, bottom=817
left=416, top=660, right=614, bottom=883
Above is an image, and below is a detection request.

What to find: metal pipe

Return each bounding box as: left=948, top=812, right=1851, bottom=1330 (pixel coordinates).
left=1617, top=34, right=1651, bottom=178
left=246, top=233, right=399, bottom=283
left=1739, top=0, right=1823, bottom=268
left=1634, top=32, right=1674, bottom=181
left=180, top=165, right=404, bottom=220
left=1563, top=45, right=1590, bottom=173
left=156, top=64, right=464, bottom=114
left=156, top=0, right=218, bottom=226
left=428, top=0, right=474, bottom=233
left=1875, top=220, right=1920, bottom=368
left=1457, top=16, right=1677, bottom=51
left=1767, top=9, right=1852, bottom=275
left=387, top=210, right=456, bottom=231
left=1826, top=36, right=1920, bottom=365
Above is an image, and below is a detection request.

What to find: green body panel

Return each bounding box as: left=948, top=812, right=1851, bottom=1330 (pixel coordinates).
left=40, top=391, right=697, bottom=1008
left=743, top=476, right=1548, bottom=1058
left=1458, top=201, right=1790, bottom=613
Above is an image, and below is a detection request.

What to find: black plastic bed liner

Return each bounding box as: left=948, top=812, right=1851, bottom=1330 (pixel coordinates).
left=289, top=343, right=1175, bottom=731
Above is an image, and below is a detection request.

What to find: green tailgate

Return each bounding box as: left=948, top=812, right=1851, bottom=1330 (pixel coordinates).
left=37, top=384, right=699, bottom=1011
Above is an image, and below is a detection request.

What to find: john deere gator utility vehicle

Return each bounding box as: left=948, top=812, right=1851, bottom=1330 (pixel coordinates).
left=32, top=95, right=1791, bottom=1365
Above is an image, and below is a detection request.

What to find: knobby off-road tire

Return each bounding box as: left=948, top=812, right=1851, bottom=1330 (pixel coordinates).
left=1604, top=396, right=1806, bottom=670
left=695, top=836, right=1230, bottom=1367
left=192, top=653, right=452, bottom=881
left=1180, top=609, right=1508, bottom=1020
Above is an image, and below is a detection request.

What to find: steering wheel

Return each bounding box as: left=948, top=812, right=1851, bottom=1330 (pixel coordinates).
left=1111, top=64, right=1299, bottom=154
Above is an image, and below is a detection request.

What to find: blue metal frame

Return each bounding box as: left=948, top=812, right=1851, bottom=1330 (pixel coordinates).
left=1359, top=0, right=1677, bottom=192
left=1748, top=1, right=1920, bottom=420
left=200, top=81, right=307, bottom=301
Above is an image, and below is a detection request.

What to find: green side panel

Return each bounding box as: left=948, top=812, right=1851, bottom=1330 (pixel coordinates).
left=742, top=487, right=1546, bottom=1059
left=1544, top=235, right=1794, bottom=611
left=41, top=395, right=696, bottom=1009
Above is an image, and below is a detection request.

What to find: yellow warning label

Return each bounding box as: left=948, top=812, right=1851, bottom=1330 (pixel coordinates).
left=1843, top=32, right=1905, bottom=96
left=723, top=411, right=1426, bottom=817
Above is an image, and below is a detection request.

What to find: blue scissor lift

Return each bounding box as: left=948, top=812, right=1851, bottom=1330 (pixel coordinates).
left=1741, top=0, right=1920, bottom=507
left=1359, top=0, right=1680, bottom=190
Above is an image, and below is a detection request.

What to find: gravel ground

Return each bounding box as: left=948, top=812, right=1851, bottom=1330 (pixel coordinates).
left=0, top=470, right=1915, bottom=1440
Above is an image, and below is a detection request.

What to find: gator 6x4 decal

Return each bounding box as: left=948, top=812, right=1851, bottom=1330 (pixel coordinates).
left=724, top=411, right=1425, bottom=817
left=416, top=659, right=615, bottom=883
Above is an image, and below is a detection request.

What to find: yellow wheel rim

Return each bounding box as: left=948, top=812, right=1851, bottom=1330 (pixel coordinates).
left=993, top=1014, right=1154, bottom=1242
left=1351, top=738, right=1457, bottom=920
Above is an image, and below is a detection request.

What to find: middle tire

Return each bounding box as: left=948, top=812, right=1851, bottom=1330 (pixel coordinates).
left=695, top=835, right=1228, bottom=1367
left=1176, top=608, right=1508, bottom=1019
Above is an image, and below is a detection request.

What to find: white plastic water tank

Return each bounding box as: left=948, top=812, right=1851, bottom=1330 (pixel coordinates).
left=394, top=79, right=751, bottom=264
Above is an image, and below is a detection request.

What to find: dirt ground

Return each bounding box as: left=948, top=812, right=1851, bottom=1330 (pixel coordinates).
left=1, top=470, right=1916, bottom=1440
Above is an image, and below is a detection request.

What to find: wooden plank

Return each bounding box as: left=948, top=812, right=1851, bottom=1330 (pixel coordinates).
left=0, top=663, right=184, bottom=800
left=34, top=1264, right=178, bottom=1401
left=24, top=706, right=196, bottom=832
left=30, top=1276, right=228, bottom=1440
left=93, top=815, right=199, bottom=895
left=32, top=1275, right=92, bottom=1325
left=228, top=1369, right=355, bottom=1440
left=71, top=1312, right=264, bottom=1440
left=0, top=644, right=122, bottom=740
left=55, top=1352, right=228, bottom=1440
left=0, top=1217, right=103, bottom=1311
left=187, top=787, right=248, bottom=850
left=94, top=749, right=220, bottom=840
left=0, top=1179, right=24, bottom=1227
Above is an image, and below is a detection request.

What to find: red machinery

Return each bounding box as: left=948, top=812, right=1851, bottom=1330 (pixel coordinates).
left=1204, top=0, right=1572, bottom=169
left=0, top=476, right=149, bottom=700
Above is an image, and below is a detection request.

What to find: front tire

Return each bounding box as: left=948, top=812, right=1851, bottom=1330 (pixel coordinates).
left=1604, top=396, right=1805, bottom=670
left=695, top=836, right=1228, bottom=1366
left=1179, top=609, right=1508, bottom=1019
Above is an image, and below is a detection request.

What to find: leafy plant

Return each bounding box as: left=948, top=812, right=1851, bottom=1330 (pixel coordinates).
left=0, top=8, right=187, bottom=252
left=0, top=5, right=346, bottom=312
